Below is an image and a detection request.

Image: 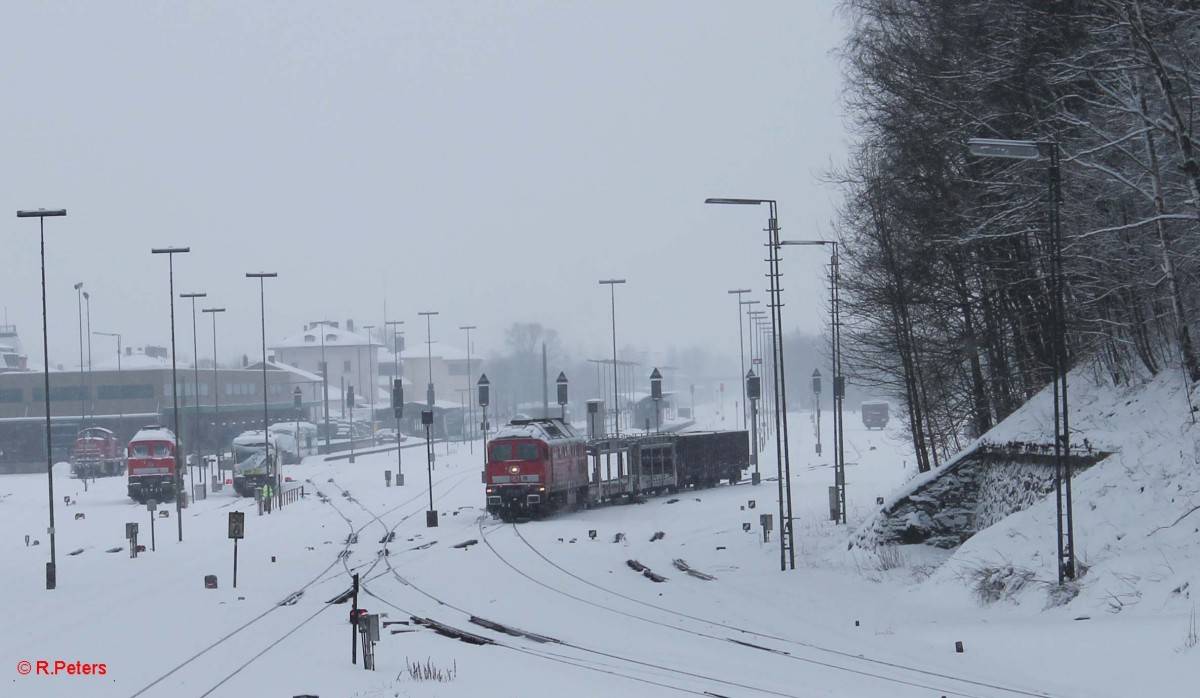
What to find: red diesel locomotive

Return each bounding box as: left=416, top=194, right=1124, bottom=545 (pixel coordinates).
left=484, top=418, right=589, bottom=521
left=126, top=426, right=180, bottom=504
left=71, top=427, right=125, bottom=479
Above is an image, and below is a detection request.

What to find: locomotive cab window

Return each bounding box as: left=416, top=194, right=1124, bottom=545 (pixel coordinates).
left=132, top=444, right=149, bottom=457
left=516, top=443, right=539, bottom=460
left=153, top=444, right=171, bottom=457
left=490, top=443, right=514, bottom=461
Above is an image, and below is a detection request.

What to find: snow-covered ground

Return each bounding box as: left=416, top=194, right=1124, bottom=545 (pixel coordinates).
left=0, top=383, right=1192, bottom=697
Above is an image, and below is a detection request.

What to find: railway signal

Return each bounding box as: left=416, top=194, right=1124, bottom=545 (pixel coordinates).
left=126, top=522, right=139, bottom=559
left=746, top=369, right=761, bottom=485
left=478, top=374, right=490, bottom=476
left=392, top=379, right=405, bottom=486
left=556, top=372, right=569, bottom=420
left=228, top=511, right=244, bottom=588
left=348, top=385, right=356, bottom=464
left=423, top=410, right=437, bottom=527
left=146, top=500, right=158, bottom=552
left=650, top=368, right=662, bottom=433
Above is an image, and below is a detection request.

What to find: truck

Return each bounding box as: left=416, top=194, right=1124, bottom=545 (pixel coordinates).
left=861, top=401, right=890, bottom=430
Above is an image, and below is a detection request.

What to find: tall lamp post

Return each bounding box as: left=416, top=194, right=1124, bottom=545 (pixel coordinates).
left=152, top=246, right=190, bottom=542
left=74, top=282, right=86, bottom=422
left=968, top=136, right=1074, bottom=582
left=94, top=331, right=124, bottom=440
left=459, top=325, right=477, bottom=450
left=83, top=291, right=93, bottom=422
left=705, top=197, right=794, bottom=571
left=727, top=289, right=752, bottom=430
left=18, top=207, right=67, bottom=590
left=180, top=292, right=207, bottom=498
left=201, top=308, right=225, bottom=480
left=246, top=272, right=279, bottom=509
left=599, top=279, right=626, bottom=434
left=780, top=239, right=844, bottom=525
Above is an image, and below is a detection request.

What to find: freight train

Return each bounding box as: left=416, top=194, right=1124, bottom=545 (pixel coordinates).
left=127, top=426, right=179, bottom=504
left=484, top=417, right=748, bottom=521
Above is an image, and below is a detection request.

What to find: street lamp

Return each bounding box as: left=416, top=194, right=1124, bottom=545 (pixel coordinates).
left=83, top=291, right=93, bottom=422
left=705, top=197, right=794, bottom=571
left=599, top=279, right=626, bottom=434
left=967, top=136, right=1074, bottom=582
left=460, top=325, right=477, bottom=451
left=418, top=312, right=439, bottom=407
left=180, top=291, right=207, bottom=499
left=74, top=282, right=85, bottom=422
left=152, top=246, right=190, bottom=542
left=93, top=331, right=124, bottom=441
left=727, top=289, right=752, bottom=430
left=201, top=308, right=225, bottom=480
left=18, top=207, right=67, bottom=590
left=246, top=272, right=279, bottom=509
left=780, top=239, right=844, bottom=524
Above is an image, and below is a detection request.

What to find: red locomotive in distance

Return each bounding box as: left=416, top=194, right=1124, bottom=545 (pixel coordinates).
left=126, top=426, right=180, bottom=504
left=484, top=418, right=589, bottom=521
left=70, top=427, right=125, bottom=479
left=485, top=417, right=750, bottom=522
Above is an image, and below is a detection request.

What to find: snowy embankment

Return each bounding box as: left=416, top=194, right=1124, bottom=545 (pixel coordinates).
left=853, top=366, right=1200, bottom=621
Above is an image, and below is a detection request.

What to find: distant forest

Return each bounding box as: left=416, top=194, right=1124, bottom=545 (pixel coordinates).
left=833, top=1, right=1200, bottom=472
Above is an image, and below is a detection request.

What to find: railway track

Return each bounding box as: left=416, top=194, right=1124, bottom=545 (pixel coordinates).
left=468, top=521, right=1068, bottom=698
left=125, top=465, right=475, bottom=698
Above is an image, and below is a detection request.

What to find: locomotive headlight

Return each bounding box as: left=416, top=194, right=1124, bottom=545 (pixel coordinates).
left=538, top=486, right=546, bottom=492
left=486, top=487, right=494, bottom=494
left=508, top=465, right=520, bottom=475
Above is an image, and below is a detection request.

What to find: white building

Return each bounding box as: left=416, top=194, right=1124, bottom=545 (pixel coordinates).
left=270, top=320, right=383, bottom=404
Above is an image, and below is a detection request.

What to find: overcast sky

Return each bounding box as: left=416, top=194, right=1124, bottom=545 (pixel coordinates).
left=2, top=1, right=846, bottom=369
